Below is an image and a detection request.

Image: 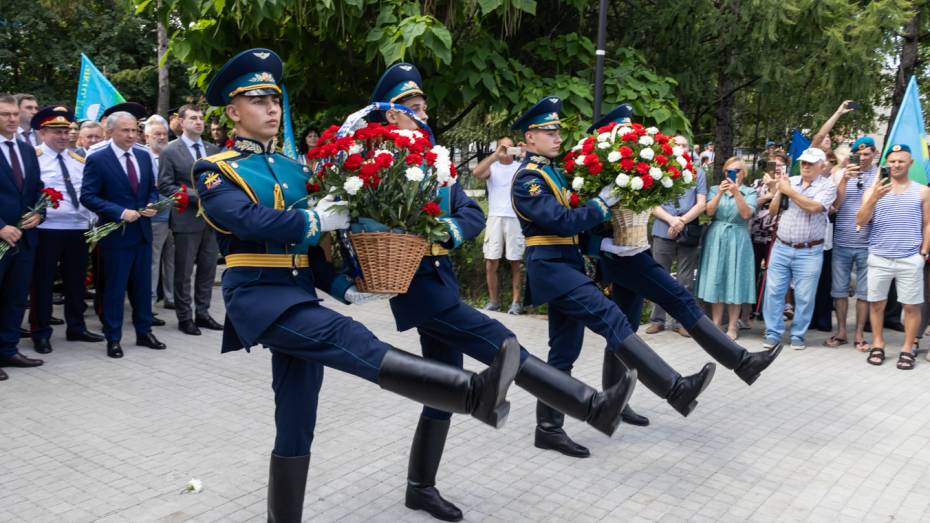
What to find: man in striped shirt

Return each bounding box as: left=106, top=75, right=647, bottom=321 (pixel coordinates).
left=857, top=144, right=930, bottom=370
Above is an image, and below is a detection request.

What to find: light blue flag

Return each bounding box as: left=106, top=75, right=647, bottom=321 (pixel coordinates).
left=881, top=76, right=929, bottom=184
left=74, top=54, right=126, bottom=121
left=281, top=85, right=298, bottom=159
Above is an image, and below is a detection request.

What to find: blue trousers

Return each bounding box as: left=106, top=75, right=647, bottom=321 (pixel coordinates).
left=0, top=243, right=36, bottom=357
left=30, top=229, right=89, bottom=341
left=413, top=301, right=529, bottom=420
left=257, top=302, right=393, bottom=457
left=763, top=242, right=824, bottom=344
left=600, top=251, right=705, bottom=333
left=547, top=281, right=636, bottom=371
left=100, top=243, right=153, bottom=341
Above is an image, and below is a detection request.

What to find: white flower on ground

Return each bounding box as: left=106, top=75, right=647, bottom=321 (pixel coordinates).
left=672, top=145, right=684, bottom=157
left=638, top=135, right=655, bottom=146
left=184, top=479, right=203, bottom=493
left=572, top=177, right=584, bottom=190
left=343, top=176, right=364, bottom=195
left=405, top=166, right=425, bottom=182
left=639, top=148, right=655, bottom=160
left=615, top=173, right=631, bottom=187
left=597, top=142, right=611, bottom=150
left=646, top=126, right=659, bottom=135
left=677, top=155, right=688, bottom=168
left=607, top=151, right=622, bottom=163
left=661, top=176, right=674, bottom=188
left=630, top=177, right=644, bottom=190
left=649, top=167, right=664, bottom=180
left=597, top=132, right=611, bottom=142
left=683, top=170, right=694, bottom=184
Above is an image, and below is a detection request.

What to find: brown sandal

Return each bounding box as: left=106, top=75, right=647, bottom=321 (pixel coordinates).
left=867, top=347, right=885, bottom=366
left=897, top=351, right=916, bottom=370
left=823, top=336, right=847, bottom=348
left=855, top=340, right=870, bottom=352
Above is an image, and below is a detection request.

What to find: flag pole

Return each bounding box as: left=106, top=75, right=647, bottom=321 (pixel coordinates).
left=593, top=0, right=608, bottom=122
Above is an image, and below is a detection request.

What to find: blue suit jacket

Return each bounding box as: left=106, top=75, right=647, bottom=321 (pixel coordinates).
left=0, top=139, right=43, bottom=249
left=80, top=145, right=158, bottom=247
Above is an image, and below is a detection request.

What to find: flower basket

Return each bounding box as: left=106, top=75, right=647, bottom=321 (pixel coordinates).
left=350, top=231, right=427, bottom=293
left=610, top=207, right=651, bottom=248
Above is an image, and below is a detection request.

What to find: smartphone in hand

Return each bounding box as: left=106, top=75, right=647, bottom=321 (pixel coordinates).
left=506, top=146, right=522, bottom=158
left=880, top=166, right=891, bottom=180
left=765, top=160, right=776, bottom=175
left=726, top=169, right=738, bottom=182
left=846, top=101, right=862, bottom=110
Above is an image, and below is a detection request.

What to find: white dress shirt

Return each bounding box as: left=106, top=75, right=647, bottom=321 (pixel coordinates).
left=36, top=143, right=94, bottom=230
left=0, top=134, right=26, bottom=175
left=180, top=134, right=206, bottom=161
left=110, top=141, right=141, bottom=179
left=16, top=126, right=39, bottom=147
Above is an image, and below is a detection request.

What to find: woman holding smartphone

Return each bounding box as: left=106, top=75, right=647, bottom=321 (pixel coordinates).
left=696, top=157, right=758, bottom=340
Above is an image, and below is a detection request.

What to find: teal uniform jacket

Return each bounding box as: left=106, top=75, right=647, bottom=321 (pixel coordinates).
left=193, top=137, right=353, bottom=352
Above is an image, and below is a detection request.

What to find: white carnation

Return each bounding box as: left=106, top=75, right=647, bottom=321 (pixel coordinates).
left=575, top=154, right=586, bottom=165
left=661, top=176, right=674, bottom=188
left=630, top=177, right=644, bottom=191
left=572, top=177, right=585, bottom=190
left=646, top=126, right=659, bottom=135
left=597, top=132, right=611, bottom=142
left=405, top=166, right=425, bottom=182
left=348, top=144, right=363, bottom=155
left=615, top=173, right=631, bottom=187
left=598, top=142, right=611, bottom=149
left=638, top=136, right=654, bottom=146
left=677, top=155, right=688, bottom=168
left=683, top=170, right=694, bottom=184
left=607, top=151, right=622, bottom=163
left=373, top=149, right=394, bottom=160
left=618, top=126, right=632, bottom=136
left=649, top=167, right=663, bottom=180
left=672, top=146, right=684, bottom=157
left=639, top=148, right=655, bottom=160
left=343, top=176, right=364, bottom=195
left=430, top=145, right=450, bottom=159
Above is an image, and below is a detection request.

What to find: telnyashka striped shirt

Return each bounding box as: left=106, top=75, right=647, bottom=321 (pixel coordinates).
left=833, top=165, right=876, bottom=248
left=869, top=181, right=923, bottom=258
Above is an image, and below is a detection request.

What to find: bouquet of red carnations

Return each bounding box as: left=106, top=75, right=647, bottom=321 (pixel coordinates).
left=0, top=188, right=64, bottom=261
left=84, top=184, right=190, bottom=251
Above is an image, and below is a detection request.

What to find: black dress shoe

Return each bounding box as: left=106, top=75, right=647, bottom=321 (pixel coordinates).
left=107, top=341, right=123, bottom=358
left=151, top=316, right=166, bottom=327
left=0, top=352, right=44, bottom=367
left=406, top=486, right=464, bottom=522
left=19, top=327, right=30, bottom=339
left=136, top=333, right=166, bottom=350
left=195, top=315, right=224, bottom=331
left=0, top=368, right=7, bottom=380
left=33, top=338, right=53, bottom=354
left=49, top=315, right=64, bottom=325
left=66, top=330, right=105, bottom=342
left=163, top=301, right=176, bottom=310
left=179, top=320, right=201, bottom=336
left=621, top=404, right=650, bottom=427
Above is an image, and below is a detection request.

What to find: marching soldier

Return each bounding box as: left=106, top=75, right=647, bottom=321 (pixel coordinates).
left=194, top=49, right=521, bottom=523
left=366, top=64, right=636, bottom=522
left=510, top=97, right=717, bottom=453
left=29, top=106, right=104, bottom=353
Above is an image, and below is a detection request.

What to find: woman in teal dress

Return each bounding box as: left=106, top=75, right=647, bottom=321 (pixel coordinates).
left=697, top=157, right=757, bottom=340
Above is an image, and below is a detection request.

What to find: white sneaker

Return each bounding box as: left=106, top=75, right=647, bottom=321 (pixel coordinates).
left=791, top=341, right=806, bottom=351
left=507, top=302, right=523, bottom=315
left=762, top=340, right=778, bottom=350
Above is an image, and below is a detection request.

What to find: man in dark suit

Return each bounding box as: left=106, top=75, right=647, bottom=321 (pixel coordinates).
left=158, top=104, right=222, bottom=335
left=80, top=111, right=166, bottom=358
left=0, top=93, right=45, bottom=380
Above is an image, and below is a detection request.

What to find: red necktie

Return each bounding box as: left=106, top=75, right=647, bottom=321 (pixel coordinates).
left=6, top=141, right=23, bottom=191
left=124, top=152, right=139, bottom=194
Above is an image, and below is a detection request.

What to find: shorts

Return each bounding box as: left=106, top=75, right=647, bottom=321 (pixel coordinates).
left=867, top=253, right=925, bottom=304
left=483, top=216, right=525, bottom=261
left=831, top=245, right=869, bottom=300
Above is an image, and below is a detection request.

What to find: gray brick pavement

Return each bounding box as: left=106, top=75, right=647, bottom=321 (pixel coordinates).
left=2, top=291, right=930, bottom=522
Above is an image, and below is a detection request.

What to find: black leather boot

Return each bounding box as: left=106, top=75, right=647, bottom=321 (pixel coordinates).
left=612, top=333, right=716, bottom=417
left=378, top=338, right=520, bottom=428
left=405, top=417, right=463, bottom=522
left=688, top=316, right=783, bottom=385
left=267, top=453, right=310, bottom=523
left=516, top=354, right=636, bottom=437
left=534, top=400, right=590, bottom=457
left=602, top=349, right=649, bottom=427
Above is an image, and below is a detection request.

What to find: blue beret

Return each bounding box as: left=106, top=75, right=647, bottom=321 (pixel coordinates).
left=205, top=48, right=283, bottom=106
left=512, top=96, right=562, bottom=133
left=852, top=136, right=876, bottom=151
left=370, top=63, right=425, bottom=104
left=32, top=105, right=75, bottom=129
left=586, top=104, right=633, bottom=133
left=888, top=143, right=912, bottom=154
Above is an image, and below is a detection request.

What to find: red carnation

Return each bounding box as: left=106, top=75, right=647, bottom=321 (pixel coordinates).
left=306, top=181, right=321, bottom=193
left=635, top=162, right=650, bottom=175
left=359, top=162, right=379, bottom=179
left=335, top=136, right=355, bottom=151
left=655, top=154, right=669, bottom=166
left=421, top=201, right=442, bottom=216
left=655, top=133, right=669, bottom=144
left=587, top=161, right=603, bottom=175
left=660, top=143, right=674, bottom=155
left=668, top=166, right=681, bottom=178
left=425, top=151, right=438, bottom=165
left=174, top=184, right=190, bottom=214
left=620, top=158, right=635, bottom=171
left=450, top=163, right=458, bottom=178
left=569, top=192, right=581, bottom=208
left=641, top=175, right=654, bottom=189
left=40, top=187, right=64, bottom=209
left=405, top=153, right=423, bottom=166
left=393, top=135, right=412, bottom=148
left=564, top=150, right=577, bottom=161
left=618, top=146, right=634, bottom=158
left=343, top=153, right=364, bottom=171
left=622, top=132, right=637, bottom=142
left=596, top=122, right=618, bottom=134
left=374, top=152, right=394, bottom=169
left=582, top=142, right=595, bottom=154
left=564, top=159, right=576, bottom=173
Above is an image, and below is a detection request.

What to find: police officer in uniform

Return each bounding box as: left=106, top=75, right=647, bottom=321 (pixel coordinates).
left=585, top=105, right=783, bottom=431
left=365, top=64, right=636, bottom=522
left=194, top=49, right=521, bottom=523
left=29, top=106, right=104, bottom=353
left=511, top=97, right=717, bottom=451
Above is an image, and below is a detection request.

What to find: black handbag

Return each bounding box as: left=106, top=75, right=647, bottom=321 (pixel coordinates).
left=676, top=220, right=705, bottom=247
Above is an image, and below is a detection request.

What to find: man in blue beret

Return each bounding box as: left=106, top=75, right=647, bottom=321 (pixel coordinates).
left=510, top=96, right=719, bottom=450
left=193, top=49, right=521, bottom=523
left=369, top=63, right=636, bottom=523
left=582, top=105, right=781, bottom=437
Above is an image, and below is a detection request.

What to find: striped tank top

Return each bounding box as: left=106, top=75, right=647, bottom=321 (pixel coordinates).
left=833, top=166, right=875, bottom=248
left=870, top=181, right=923, bottom=258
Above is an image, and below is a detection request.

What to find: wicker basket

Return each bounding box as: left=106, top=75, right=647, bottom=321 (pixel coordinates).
left=349, top=232, right=427, bottom=294
left=610, top=207, right=651, bottom=248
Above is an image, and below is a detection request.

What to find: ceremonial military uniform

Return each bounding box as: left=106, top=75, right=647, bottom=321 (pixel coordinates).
left=367, top=65, right=635, bottom=522
left=510, top=98, right=718, bottom=455
left=580, top=105, right=783, bottom=424
left=195, top=49, right=520, bottom=523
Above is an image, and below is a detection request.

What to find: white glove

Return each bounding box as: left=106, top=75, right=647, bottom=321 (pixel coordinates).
left=598, top=185, right=620, bottom=207
left=344, top=285, right=395, bottom=304
left=314, top=195, right=349, bottom=232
